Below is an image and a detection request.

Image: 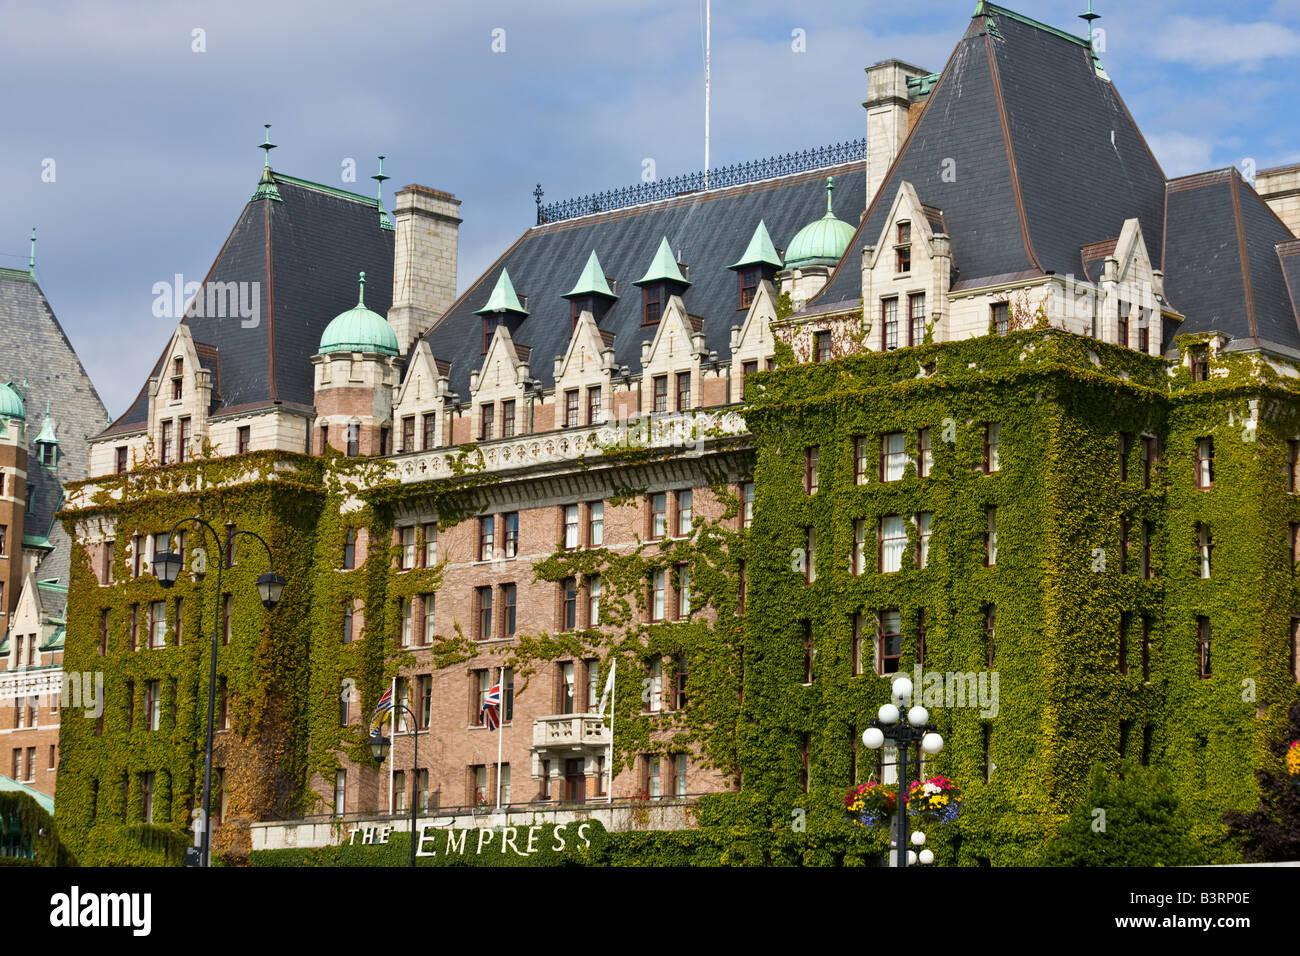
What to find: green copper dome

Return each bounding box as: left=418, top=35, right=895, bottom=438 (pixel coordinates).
left=318, top=272, right=400, bottom=356
left=784, top=177, right=856, bottom=270
left=0, top=382, right=25, bottom=420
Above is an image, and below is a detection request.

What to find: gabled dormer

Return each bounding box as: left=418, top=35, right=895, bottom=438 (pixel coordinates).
left=554, top=310, right=617, bottom=427
left=633, top=237, right=691, bottom=327
left=473, top=268, right=529, bottom=354
left=146, top=324, right=216, bottom=465
left=729, top=278, right=780, bottom=402
left=391, top=339, right=454, bottom=452
left=729, top=221, right=783, bottom=312
left=469, top=323, right=532, bottom=441
left=1095, top=217, right=1169, bottom=355
left=562, top=250, right=619, bottom=328
left=34, top=404, right=58, bottom=469
left=861, top=181, right=952, bottom=350
left=640, top=293, right=707, bottom=413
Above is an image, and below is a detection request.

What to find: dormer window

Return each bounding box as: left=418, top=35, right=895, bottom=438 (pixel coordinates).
left=482, top=316, right=502, bottom=353
left=1118, top=302, right=1130, bottom=348
left=643, top=286, right=662, bottom=325
left=1191, top=345, right=1210, bottom=382
left=739, top=267, right=760, bottom=310
left=39, top=443, right=56, bottom=467
left=895, top=222, right=911, bottom=274
left=171, top=357, right=183, bottom=400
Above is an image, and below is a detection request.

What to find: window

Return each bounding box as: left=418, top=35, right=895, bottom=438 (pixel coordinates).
left=991, top=302, right=1010, bottom=335
left=116, top=446, right=128, bottom=474
left=478, top=516, right=495, bottom=562
left=559, top=503, right=580, bottom=550
left=334, top=770, right=346, bottom=815
left=644, top=755, right=662, bottom=798
left=588, top=502, right=604, bottom=546
left=561, top=578, right=578, bottom=630
left=984, top=605, right=997, bottom=666
left=643, top=286, right=662, bottom=325
left=739, top=266, right=760, bottom=309
left=879, top=515, right=906, bottom=573
left=676, top=372, right=691, bottom=411
left=1119, top=515, right=1130, bottom=574
left=1119, top=613, right=1130, bottom=675
left=221, top=594, right=232, bottom=644
left=1141, top=615, right=1151, bottom=681
left=814, top=330, right=832, bottom=363
left=560, top=661, right=577, bottom=714
left=916, top=428, right=932, bottom=478
left=159, top=419, right=173, bottom=465
left=502, top=512, right=518, bottom=558
left=651, top=570, right=666, bottom=622
left=141, top=771, right=155, bottom=823
left=908, top=292, right=926, bottom=346
left=129, top=604, right=139, bottom=650
left=804, top=448, right=819, bottom=494
left=540, top=760, right=552, bottom=800
left=805, top=526, right=817, bottom=583
left=985, top=507, right=998, bottom=566
left=479, top=404, right=494, bottom=441
left=881, top=297, right=899, bottom=351
left=1291, top=439, right=1300, bottom=493
left=149, top=601, right=166, bottom=648
left=400, top=526, right=416, bottom=568
left=586, top=387, right=602, bottom=425
left=588, top=575, right=602, bottom=626
left=1199, top=523, right=1213, bottom=579
left=423, top=413, right=437, bottom=450
left=401, top=416, right=415, bottom=452
left=1196, top=438, right=1214, bottom=489
left=877, top=611, right=901, bottom=675
left=501, top=666, right=515, bottom=722
left=915, top=512, right=933, bottom=569
left=802, top=621, right=814, bottom=683
left=983, top=423, right=1001, bottom=473
left=393, top=771, right=406, bottom=812
left=677, top=565, right=692, bottom=618
left=482, top=314, right=501, bottom=352
left=564, top=390, right=579, bottom=427
left=1142, top=520, right=1153, bottom=579
left=917, top=608, right=928, bottom=667
left=672, top=656, right=688, bottom=710
left=895, top=221, right=911, bottom=272
left=476, top=587, right=494, bottom=640
left=346, top=424, right=359, bottom=457
left=497, top=765, right=510, bottom=806
left=422, top=593, right=436, bottom=644
left=852, top=519, right=866, bottom=576
left=145, top=680, right=160, bottom=731
left=217, top=677, right=229, bottom=731
left=422, top=524, right=438, bottom=567
left=852, top=613, right=865, bottom=676
left=417, top=675, right=432, bottom=729
left=880, top=432, right=906, bottom=481
left=1291, top=617, right=1299, bottom=683
left=1118, top=302, right=1130, bottom=348
left=400, top=598, right=412, bottom=647
left=676, top=489, right=693, bottom=536
left=854, top=437, right=869, bottom=485
left=342, top=600, right=354, bottom=643
left=174, top=417, right=188, bottom=463
left=650, top=493, right=667, bottom=540
left=319, top=424, right=329, bottom=455
left=741, top=482, right=754, bottom=528
left=472, top=670, right=490, bottom=725
left=1138, top=308, right=1150, bottom=352
left=99, top=609, right=110, bottom=655
left=651, top=375, right=669, bottom=413
left=1197, top=616, right=1212, bottom=678
left=342, top=529, right=356, bottom=569
left=1191, top=346, right=1210, bottom=382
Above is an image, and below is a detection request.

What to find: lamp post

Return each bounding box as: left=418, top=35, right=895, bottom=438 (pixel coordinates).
left=367, top=706, right=422, bottom=869
left=861, top=674, right=944, bottom=867
left=153, top=517, right=285, bottom=868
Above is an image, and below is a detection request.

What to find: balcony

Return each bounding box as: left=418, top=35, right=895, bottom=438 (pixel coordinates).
left=531, top=713, right=610, bottom=751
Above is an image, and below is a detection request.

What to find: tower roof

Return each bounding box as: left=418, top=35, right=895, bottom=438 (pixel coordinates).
left=563, top=250, right=618, bottom=300
left=634, top=237, right=691, bottom=287
left=318, top=273, right=399, bottom=356
left=473, top=268, right=529, bottom=316
left=784, top=179, right=855, bottom=269
left=729, top=220, right=783, bottom=270
left=0, top=382, right=24, bottom=420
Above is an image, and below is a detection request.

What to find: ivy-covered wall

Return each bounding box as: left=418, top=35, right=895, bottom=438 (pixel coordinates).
left=740, top=329, right=1300, bottom=864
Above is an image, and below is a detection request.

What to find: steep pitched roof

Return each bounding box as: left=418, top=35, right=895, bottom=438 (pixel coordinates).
left=102, top=172, right=394, bottom=434
left=816, top=3, right=1166, bottom=304
left=424, top=161, right=866, bottom=397
left=1165, top=170, right=1300, bottom=348
left=0, top=269, right=108, bottom=585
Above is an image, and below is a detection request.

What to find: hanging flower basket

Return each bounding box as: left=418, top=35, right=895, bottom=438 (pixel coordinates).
left=906, top=775, right=963, bottom=825
left=845, top=782, right=897, bottom=828
left=1286, top=741, right=1300, bottom=777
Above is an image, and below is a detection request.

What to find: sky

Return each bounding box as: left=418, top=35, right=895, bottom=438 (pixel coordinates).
left=2, top=0, right=1299, bottom=416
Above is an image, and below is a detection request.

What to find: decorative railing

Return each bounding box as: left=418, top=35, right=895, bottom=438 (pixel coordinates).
left=532, top=714, right=610, bottom=749
left=535, top=139, right=866, bottom=224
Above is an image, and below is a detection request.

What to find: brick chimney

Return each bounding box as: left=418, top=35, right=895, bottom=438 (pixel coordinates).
left=863, top=59, right=930, bottom=209
left=389, top=185, right=462, bottom=356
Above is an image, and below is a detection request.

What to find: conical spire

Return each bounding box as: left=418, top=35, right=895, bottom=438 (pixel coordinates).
left=634, top=237, right=691, bottom=287
left=373, top=156, right=394, bottom=231
left=473, top=268, right=529, bottom=315
left=252, top=124, right=283, bottom=202
left=35, top=400, right=57, bottom=446
left=563, top=250, right=618, bottom=300
left=729, top=220, right=783, bottom=270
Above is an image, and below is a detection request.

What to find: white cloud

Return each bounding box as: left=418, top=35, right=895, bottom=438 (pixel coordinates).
left=1151, top=15, right=1300, bottom=68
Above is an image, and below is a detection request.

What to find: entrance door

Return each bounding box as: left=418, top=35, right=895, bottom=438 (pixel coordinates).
left=564, top=758, right=586, bottom=802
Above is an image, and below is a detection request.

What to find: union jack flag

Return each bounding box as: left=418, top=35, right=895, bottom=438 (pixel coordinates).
left=369, top=685, right=394, bottom=734
left=480, top=681, right=502, bottom=731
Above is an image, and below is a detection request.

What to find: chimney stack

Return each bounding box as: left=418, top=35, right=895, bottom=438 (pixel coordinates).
left=863, top=59, right=930, bottom=209
left=389, top=184, right=462, bottom=356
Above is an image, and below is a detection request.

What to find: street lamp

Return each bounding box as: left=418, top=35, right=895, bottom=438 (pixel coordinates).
left=367, top=703, right=422, bottom=869
left=153, top=517, right=284, bottom=867
left=861, top=674, right=944, bottom=867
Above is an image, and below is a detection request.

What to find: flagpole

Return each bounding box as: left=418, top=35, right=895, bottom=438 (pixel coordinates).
left=495, top=676, right=504, bottom=810
left=388, top=676, right=396, bottom=814
left=607, top=663, right=615, bottom=804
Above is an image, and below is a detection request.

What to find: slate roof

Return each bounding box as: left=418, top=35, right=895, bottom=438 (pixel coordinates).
left=424, top=162, right=866, bottom=398
left=1165, top=170, right=1300, bottom=349
left=102, top=173, right=394, bottom=434
left=0, top=268, right=108, bottom=585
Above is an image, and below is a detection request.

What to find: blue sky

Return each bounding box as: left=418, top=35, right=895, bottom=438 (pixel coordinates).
left=2, top=0, right=1298, bottom=415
